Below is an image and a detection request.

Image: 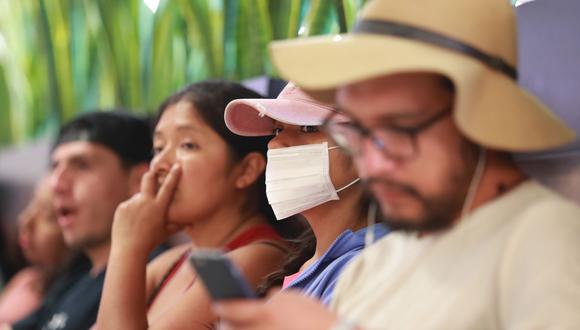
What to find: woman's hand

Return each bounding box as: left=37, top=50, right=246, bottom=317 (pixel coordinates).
left=96, top=167, right=183, bottom=330
left=112, top=164, right=183, bottom=255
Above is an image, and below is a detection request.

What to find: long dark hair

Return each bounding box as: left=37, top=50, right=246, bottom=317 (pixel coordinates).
left=155, top=80, right=302, bottom=234
left=257, top=224, right=315, bottom=296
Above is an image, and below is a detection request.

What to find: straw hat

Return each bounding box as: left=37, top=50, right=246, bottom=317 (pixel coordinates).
left=225, top=82, right=347, bottom=137
left=269, top=0, right=575, bottom=151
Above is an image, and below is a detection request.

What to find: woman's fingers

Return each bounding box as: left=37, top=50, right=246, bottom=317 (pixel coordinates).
left=157, top=164, right=181, bottom=207
left=140, top=170, right=157, bottom=196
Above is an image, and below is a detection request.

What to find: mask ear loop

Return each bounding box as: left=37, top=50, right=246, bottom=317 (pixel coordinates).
left=330, top=143, right=363, bottom=194
left=460, top=148, right=487, bottom=220
left=336, top=178, right=361, bottom=193
left=329, top=142, right=362, bottom=194
left=365, top=200, right=378, bottom=248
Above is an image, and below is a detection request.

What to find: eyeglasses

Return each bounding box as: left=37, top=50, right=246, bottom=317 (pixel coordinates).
left=322, top=107, right=452, bottom=161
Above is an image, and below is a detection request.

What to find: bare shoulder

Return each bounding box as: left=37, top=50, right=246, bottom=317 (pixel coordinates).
left=227, top=240, right=287, bottom=260
left=146, top=244, right=192, bottom=288
left=226, top=241, right=287, bottom=286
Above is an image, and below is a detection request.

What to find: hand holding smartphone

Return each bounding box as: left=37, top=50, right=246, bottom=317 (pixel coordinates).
left=189, top=249, right=257, bottom=301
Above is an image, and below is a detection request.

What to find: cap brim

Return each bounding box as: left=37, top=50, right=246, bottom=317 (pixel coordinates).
left=225, top=98, right=343, bottom=137
left=269, top=34, right=575, bottom=151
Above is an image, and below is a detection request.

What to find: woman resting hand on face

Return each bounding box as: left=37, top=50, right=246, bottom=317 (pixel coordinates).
left=96, top=81, right=291, bottom=329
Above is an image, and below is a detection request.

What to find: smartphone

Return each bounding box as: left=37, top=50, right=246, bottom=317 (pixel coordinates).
left=188, top=249, right=257, bottom=300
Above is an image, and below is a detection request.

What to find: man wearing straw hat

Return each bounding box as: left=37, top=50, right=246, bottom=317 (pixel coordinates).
left=214, top=0, right=580, bottom=329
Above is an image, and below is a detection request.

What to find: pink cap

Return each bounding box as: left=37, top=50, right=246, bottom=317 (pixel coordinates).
left=225, top=82, right=348, bottom=136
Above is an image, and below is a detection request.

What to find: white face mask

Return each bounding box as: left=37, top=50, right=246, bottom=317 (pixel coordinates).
left=265, top=142, right=360, bottom=220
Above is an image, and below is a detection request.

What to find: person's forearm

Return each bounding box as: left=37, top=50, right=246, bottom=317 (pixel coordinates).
left=96, top=245, right=149, bottom=330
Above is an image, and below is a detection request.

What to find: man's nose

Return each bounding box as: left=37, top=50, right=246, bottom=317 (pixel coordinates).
left=50, top=166, right=72, bottom=196
left=354, top=139, right=399, bottom=180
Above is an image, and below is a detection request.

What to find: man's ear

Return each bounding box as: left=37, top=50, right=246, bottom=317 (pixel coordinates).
left=128, top=163, right=149, bottom=195
left=234, top=152, right=266, bottom=190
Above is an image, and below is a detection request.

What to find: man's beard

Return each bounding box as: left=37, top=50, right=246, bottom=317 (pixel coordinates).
left=363, top=168, right=473, bottom=233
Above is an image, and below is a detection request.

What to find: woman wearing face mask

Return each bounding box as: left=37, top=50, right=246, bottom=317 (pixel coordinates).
left=224, top=83, right=389, bottom=305
left=96, top=81, right=291, bottom=329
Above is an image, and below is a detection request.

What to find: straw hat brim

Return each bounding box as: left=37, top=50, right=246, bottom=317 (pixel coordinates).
left=270, top=33, right=576, bottom=152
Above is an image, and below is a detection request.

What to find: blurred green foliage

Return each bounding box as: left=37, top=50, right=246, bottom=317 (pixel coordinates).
left=0, top=0, right=368, bottom=146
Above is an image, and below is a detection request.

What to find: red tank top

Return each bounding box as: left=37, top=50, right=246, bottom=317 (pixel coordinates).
left=147, top=224, right=285, bottom=308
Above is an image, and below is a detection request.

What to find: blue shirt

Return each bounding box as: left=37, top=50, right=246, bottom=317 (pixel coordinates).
left=285, top=224, right=390, bottom=305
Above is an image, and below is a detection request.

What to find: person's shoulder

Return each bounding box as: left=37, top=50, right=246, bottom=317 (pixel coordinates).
left=147, top=244, right=191, bottom=280
left=226, top=239, right=286, bottom=264
left=328, top=242, right=380, bottom=310
left=225, top=239, right=287, bottom=286
left=480, top=181, right=580, bottom=236
left=495, top=182, right=580, bottom=273
left=509, top=181, right=580, bottom=229
left=506, top=180, right=578, bottom=211
left=320, top=236, right=371, bottom=277
left=495, top=185, right=580, bottom=327
left=331, top=233, right=397, bottom=289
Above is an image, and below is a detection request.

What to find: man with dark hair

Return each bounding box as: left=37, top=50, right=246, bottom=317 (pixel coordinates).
left=10, top=111, right=152, bottom=330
